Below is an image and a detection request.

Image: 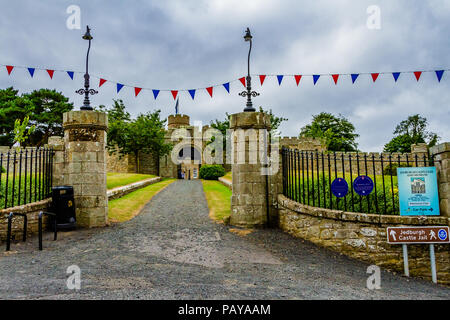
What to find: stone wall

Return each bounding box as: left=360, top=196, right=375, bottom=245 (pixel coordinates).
left=278, top=194, right=450, bottom=285
left=430, top=142, right=450, bottom=217
left=106, top=149, right=159, bottom=175
left=287, top=149, right=430, bottom=176
left=0, top=147, right=47, bottom=174
left=0, top=199, right=51, bottom=242
left=280, top=136, right=326, bottom=151
left=106, top=149, right=133, bottom=173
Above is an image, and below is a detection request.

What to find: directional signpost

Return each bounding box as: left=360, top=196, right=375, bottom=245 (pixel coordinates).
left=387, top=226, right=450, bottom=283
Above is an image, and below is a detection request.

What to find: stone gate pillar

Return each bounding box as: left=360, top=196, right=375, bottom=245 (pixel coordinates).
left=430, top=142, right=450, bottom=217
left=230, top=112, right=271, bottom=228
left=63, top=111, right=108, bottom=227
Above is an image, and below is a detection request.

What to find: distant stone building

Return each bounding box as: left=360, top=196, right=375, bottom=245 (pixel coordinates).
left=107, top=114, right=326, bottom=179
left=107, top=114, right=208, bottom=180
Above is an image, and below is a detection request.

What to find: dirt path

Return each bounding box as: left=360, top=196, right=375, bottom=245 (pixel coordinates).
left=0, top=180, right=448, bottom=299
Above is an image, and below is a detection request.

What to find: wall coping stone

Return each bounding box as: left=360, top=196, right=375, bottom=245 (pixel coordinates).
left=0, top=198, right=51, bottom=218
left=430, top=142, right=450, bottom=155
left=218, top=177, right=232, bottom=190
left=230, top=112, right=271, bottom=130
left=107, top=176, right=161, bottom=200
left=278, top=194, right=450, bottom=227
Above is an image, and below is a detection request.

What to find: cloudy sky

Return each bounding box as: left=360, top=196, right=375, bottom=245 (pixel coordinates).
left=0, top=0, right=449, bottom=151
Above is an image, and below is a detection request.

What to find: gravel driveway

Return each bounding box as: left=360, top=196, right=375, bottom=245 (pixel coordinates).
left=0, top=180, right=449, bottom=299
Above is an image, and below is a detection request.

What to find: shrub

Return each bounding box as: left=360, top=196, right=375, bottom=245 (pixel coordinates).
left=200, top=165, right=225, bottom=180
left=1, top=166, right=5, bottom=173
left=382, top=163, right=409, bottom=176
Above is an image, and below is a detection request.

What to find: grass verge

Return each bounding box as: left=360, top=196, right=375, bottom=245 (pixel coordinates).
left=223, top=171, right=232, bottom=182
left=108, top=178, right=175, bottom=223
left=201, top=180, right=232, bottom=223
left=107, top=172, right=156, bottom=190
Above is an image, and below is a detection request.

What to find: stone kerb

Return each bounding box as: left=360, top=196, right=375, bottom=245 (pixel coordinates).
left=230, top=112, right=271, bottom=228
left=62, top=110, right=108, bottom=228
left=107, top=177, right=161, bottom=200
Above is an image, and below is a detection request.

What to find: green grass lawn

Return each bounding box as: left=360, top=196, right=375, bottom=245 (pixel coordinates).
left=107, top=173, right=156, bottom=190
left=286, top=169, right=400, bottom=215
left=202, top=180, right=232, bottom=223
left=1, top=173, right=50, bottom=209
left=108, top=178, right=175, bottom=223
left=223, top=171, right=232, bottom=181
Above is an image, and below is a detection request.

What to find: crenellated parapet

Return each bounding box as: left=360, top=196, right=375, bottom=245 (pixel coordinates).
left=168, top=114, right=190, bottom=129
left=280, top=136, right=326, bottom=151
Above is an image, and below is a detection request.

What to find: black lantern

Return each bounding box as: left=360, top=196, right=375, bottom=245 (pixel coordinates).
left=76, top=26, right=98, bottom=111
left=239, top=28, right=259, bottom=112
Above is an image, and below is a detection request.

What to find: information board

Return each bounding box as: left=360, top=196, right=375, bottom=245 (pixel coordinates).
left=397, top=167, right=440, bottom=216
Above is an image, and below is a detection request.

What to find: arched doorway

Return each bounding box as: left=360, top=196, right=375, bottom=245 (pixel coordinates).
left=177, top=145, right=202, bottom=180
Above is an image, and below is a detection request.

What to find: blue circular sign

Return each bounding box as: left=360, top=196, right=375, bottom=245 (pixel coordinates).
left=353, top=175, right=374, bottom=196
left=438, top=229, right=448, bottom=241
left=331, top=178, right=348, bottom=198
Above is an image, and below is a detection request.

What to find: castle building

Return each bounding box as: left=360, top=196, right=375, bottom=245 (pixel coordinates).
left=107, top=113, right=326, bottom=179
left=107, top=114, right=208, bottom=180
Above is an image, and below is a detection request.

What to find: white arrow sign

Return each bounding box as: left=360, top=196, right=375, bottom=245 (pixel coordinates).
left=390, top=230, right=397, bottom=241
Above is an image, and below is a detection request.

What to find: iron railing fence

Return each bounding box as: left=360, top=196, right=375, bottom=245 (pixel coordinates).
left=0, top=148, right=53, bottom=209
left=281, top=147, right=434, bottom=215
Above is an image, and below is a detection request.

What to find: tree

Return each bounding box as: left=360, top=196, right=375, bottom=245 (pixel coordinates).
left=209, top=107, right=287, bottom=158
left=0, top=87, right=33, bottom=146
left=299, top=112, right=359, bottom=152
left=103, top=100, right=172, bottom=175
left=0, top=88, right=73, bottom=146
left=258, top=106, right=288, bottom=132
left=384, top=114, right=439, bottom=153
left=13, top=116, right=35, bottom=147
left=101, top=99, right=131, bottom=153
left=24, top=89, right=73, bottom=146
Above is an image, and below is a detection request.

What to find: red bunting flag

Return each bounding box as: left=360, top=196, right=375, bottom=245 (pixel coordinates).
left=134, top=87, right=142, bottom=97
left=239, top=77, right=246, bottom=87
left=414, top=71, right=422, bottom=81
left=294, top=75, right=302, bottom=86
left=206, top=86, right=213, bottom=97
left=46, top=69, right=54, bottom=79
left=332, top=74, right=339, bottom=85
left=371, top=73, right=379, bottom=82
left=171, top=90, right=178, bottom=100
left=6, top=65, right=13, bottom=75
left=259, top=75, right=266, bottom=85
left=99, top=78, right=107, bottom=87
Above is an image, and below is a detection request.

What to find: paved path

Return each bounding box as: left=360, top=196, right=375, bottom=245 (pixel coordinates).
left=0, top=180, right=449, bottom=299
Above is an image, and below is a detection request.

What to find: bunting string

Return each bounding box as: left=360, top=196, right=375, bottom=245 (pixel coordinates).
left=1, top=63, right=448, bottom=100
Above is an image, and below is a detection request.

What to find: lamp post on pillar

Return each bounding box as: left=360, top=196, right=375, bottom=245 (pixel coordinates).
left=76, top=25, right=98, bottom=111
left=239, top=28, right=259, bottom=112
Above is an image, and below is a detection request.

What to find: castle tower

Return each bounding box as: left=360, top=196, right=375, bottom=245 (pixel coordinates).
left=168, top=114, right=190, bottom=130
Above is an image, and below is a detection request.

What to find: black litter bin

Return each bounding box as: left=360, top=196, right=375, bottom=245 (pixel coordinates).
left=49, top=186, right=76, bottom=231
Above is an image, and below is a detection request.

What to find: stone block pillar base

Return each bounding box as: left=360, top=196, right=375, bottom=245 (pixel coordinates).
left=430, top=142, right=450, bottom=217
left=230, top=112, right=271, bottom=228
left=61, top=111, right=109, bottom=227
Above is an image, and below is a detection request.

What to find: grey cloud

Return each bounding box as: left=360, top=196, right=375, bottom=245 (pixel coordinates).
left=0, top=0, right=448, bottom=151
